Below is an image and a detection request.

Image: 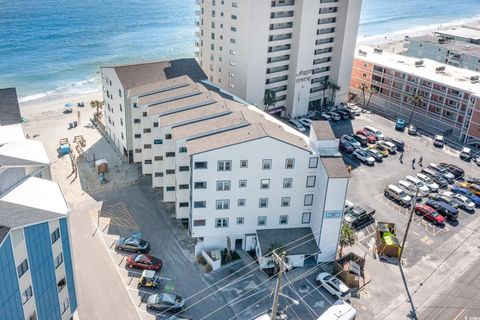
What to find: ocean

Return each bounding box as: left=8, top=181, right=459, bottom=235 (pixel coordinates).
left=1, top=0, right=480, bottom=103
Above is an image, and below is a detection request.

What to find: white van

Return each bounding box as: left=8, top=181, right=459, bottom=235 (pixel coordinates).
left=363, top=126, right=384, bottom=140
left=405, top=175, right=430, bottom=196
left=317, top=300, right=357, bottom=320
left=384, top=184, right=412, bottom=205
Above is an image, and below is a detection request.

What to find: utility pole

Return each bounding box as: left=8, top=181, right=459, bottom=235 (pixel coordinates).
left=398, top=187, right=419, bottom=319
left=270, top=252, right=287, bottom=320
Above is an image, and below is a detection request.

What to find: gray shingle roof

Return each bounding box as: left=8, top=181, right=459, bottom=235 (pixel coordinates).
left=256, top=227, right=320, bottom=256
left=0, top=88, right=21, bottom=126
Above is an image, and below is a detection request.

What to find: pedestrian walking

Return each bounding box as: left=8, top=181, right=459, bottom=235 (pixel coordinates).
left=399, top=152, right=404, bottom=164
left=419, top=156, right=423, bottom=167
left=412, top=157, right=416, bottom=169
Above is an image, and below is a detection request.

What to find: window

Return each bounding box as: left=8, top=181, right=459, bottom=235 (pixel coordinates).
left=236, top=217, right=244, bottom=225
left=22, top=286, right=33, bottom=305
left=218, top=160, right=232, bottom=171
left=304, top=194, right=314, bottom=206
left=179, top=184, right=189, bottom=189
left=144, top=144, right=152, bottom=149
left=306, top=176, right=316, bottom=188
left=166, top=152, right=175, bottom=157
left=143, top=128, right=151, bottom=133
left=285, top=158, right=295, bottom=169
left=239, top=180, right=247, bottom=188
left=54, top=253, right=64, bottom=269
left=309, top=157, right=318, bottom=168
left=302, top=212, right=311, bottom=224
left=215, top=218, right=229, bottom=228
left=179, top=202, right=189, bottom=207
left=118, top=89, right=122, bottom=97
left=260, top=179, right=270, bottom=189
left=134, top=119, right=141, bottom=124
left=259, top=198, right=268, bottom=208
left=194, top=219, right=206, bottom=227
left=154, top=156, right=163, bottom=161
left=281, top=197, right=291, bottom=207
left=57, top=277, right=66, bottom=292
left=231, top=14, right=237, bottom=20
left=153, top=122, right=159, bottom=127
left=154, top=172, right=163, bottom=177
left=238, top=199, right=246, bottom=206
left=142, top=112, right=147, bottom=117
left=194, top=161, right=208, bottom=169
left=262, top=159, right=272, bottom=170
left=216, top=199, right=230, bottom=210
left=257, top=216, right=267, bottom=226
left=279, top=215, right=289, bottom=225
left=216, top=180, right=231, bottom=191
left=240, top=160, right=248, bottom=168
left=144, top=160, right=152, bottom=165
left=194, top=201, right=206, bottom=208
left=166, top=186, right=175, bottom=191
left=51, top=228, right=60, bottom=244
left=134, top=134, right=141, bottom=139
left=179, top=147, right=187, bottom=153
left=283, top=178, right=292, bottom=188
left=154, top=139, right=163, bottom=145
left=62, top=298, right=69, bottom=315
left=194, top=181, right=207, bottom=189
left=17, top=259, right=28, bottom=278
left=165, top=134, right=172, bottom=140
left=179, top=166, right=189, bottom=172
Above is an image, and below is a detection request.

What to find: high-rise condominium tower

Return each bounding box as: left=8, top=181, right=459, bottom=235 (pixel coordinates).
left=196, top=0, right=362, bottom=117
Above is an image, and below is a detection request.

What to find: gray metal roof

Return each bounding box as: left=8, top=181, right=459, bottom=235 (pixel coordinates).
left=0, top=88, right=21, bottom=126
left=256, top=227, right=319, bottom=256
left=0, top=155, right=45, bottom=167
left=0, top=200, right=64, bottom=243
left=321, top=157, right=350, bottom=178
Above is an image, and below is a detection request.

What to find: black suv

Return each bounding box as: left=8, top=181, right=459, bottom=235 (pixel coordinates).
left=439, top=163, right=465, bottom=179
left=344, top=206, right=375, bottom=229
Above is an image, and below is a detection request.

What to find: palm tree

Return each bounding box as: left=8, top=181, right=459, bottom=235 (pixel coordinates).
left=365, top=87, right=378, bottom=110
left=338, top=224, right=355, bottom=258
left=321, top=80, right=331, bottom=109
left=408, top=95, right=423, bottom=125
left=359, top=83, right=368, bottom=107
left=329, top=83, right=340, bottom=105
left=90, top=100, right=104, bottom=116
left=263, top=89, right=276, bottom=110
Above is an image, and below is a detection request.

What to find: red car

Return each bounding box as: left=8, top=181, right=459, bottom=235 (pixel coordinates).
left=355, top=129, right=377, bottom=144
left=415, top=204, right=445, bottom=225
left=126, top=254, right=162, bottom=271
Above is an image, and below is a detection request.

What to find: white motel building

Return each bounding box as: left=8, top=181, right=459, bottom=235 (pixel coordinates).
left=101, top=60, right=350, bottom=265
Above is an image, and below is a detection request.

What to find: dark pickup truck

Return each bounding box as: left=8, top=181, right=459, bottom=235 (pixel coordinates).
left=344, top=206, right=376, bottom=229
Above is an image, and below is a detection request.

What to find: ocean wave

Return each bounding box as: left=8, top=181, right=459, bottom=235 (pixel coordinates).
left=19, top=77, right=101, bottom=103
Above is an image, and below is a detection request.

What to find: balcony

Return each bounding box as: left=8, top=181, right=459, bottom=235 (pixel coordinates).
left=268, top=54, right=290, bottom=64
left=269, top=33, right=292, bottom=42
left=271, top=0, right=295, bottom=7
left=268, top=44, right=291, bottom=53
left=267, top=65, right=289, bottom=74
left=270, top=11, right=294, bottom=19
left=266, top=75, right=288, bottom=85
left=270, top=22, right=293, bottom=30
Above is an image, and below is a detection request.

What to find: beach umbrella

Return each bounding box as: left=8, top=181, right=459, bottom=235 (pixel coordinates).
left=65, top=103, right=74, bottom=108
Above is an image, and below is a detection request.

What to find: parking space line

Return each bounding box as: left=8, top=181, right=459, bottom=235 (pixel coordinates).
left=304, top=278, right=335, bottom=305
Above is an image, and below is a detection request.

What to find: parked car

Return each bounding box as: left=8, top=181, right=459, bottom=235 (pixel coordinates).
left=430, top=193, right=459, bottom=209
left=351, top=134, right=368, bottom=146
left=288, top=119, right=306, bottom=132
left=425, top=199, right=458, bottom=221
left=369, top=144, right=389, bottom=157
left=364, top=148, right=383, bottom=162
left=457, top=182, right=480, bottom=196
left=347, top=104, right=362, bottom=115
left=344, top=206, right=375, bottom=229
left=353, top=149, right=375, bottom=165
left=398, top=179, right=421, bottom=198
left=116, top=236, right=151, bottom=253
left=385, top=137, right=405, bottom=151
left=378, top=141, right=397, bottom=154
left=420, top=168, right=448, bottom=189
left=320, top=112, right=331, bottom=121
left=451, top=185, right=480, bottom=206
left=415, top=204, right=446, bottom=225
left=433, top=135, right=445, bottom=148
left=339, top=139, right=354, bottom=154
left=460, top=147, right=472, bottom=161
left=427, top=163, right=455, bottom=183
left=442, top=191, right=475, bottom=211
left=126, top=254, right=162, bottom=271
left=384, top=184, right=412, bottom=206
left=341, top=135, right=361, bottom=149
left=395, top=118, right=406, bottom=131
left=405, top=175, right=430, bottom=196
left=363, top=126, right=385, bottom=140
left=356, top=129, right=377, bottom=143
left=344, top=200, right=354, bottom=213
left=298, top=118, right=312, bottom=128
left=335, top=109, right=351, bottom=120
left=416, top=173, right=439, bottom=192
left=407, top=125, right=418, bottom=135
left=438, top=162, right=464, bottom=179
left=326, top=111, right=341, bottom=121
left=147, top=293, right=186, bottom=311
left=316, top=272, right=351, bottom=300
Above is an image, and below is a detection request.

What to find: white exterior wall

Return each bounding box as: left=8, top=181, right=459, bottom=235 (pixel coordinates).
left=190, top=137, right=321, bottom=249
left=197, top=0, right=362, bottom=117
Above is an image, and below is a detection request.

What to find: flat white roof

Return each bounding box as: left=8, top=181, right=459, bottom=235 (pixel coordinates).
left=1, top=177, right=69, bottom=215
left=356, top=45, right=480, bottom=96
left=0, top=139, right=50, bottom=165
left=436, top=27, right=480, bottom=40
left=0, top=124, right=24, bottom=145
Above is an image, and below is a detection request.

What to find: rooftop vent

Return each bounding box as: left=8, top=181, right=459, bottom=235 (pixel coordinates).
left=471, top=75, right=479, bottom=83
left=358, top=49, right=367, bottom=56
left=415, top=60, right=424, bottom=67
left=374, top=48, right=383, bottom=54
left=438, top=38, right=446, bottom=44
left=435, top=66, right=446, bottom=73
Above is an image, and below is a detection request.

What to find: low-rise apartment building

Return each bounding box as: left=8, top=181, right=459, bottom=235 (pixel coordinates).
left=101, top=60, right=350, bottom=263
left=350, top=46, right=480, bottom=147
left=0, top=88, right=77, bottom=320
